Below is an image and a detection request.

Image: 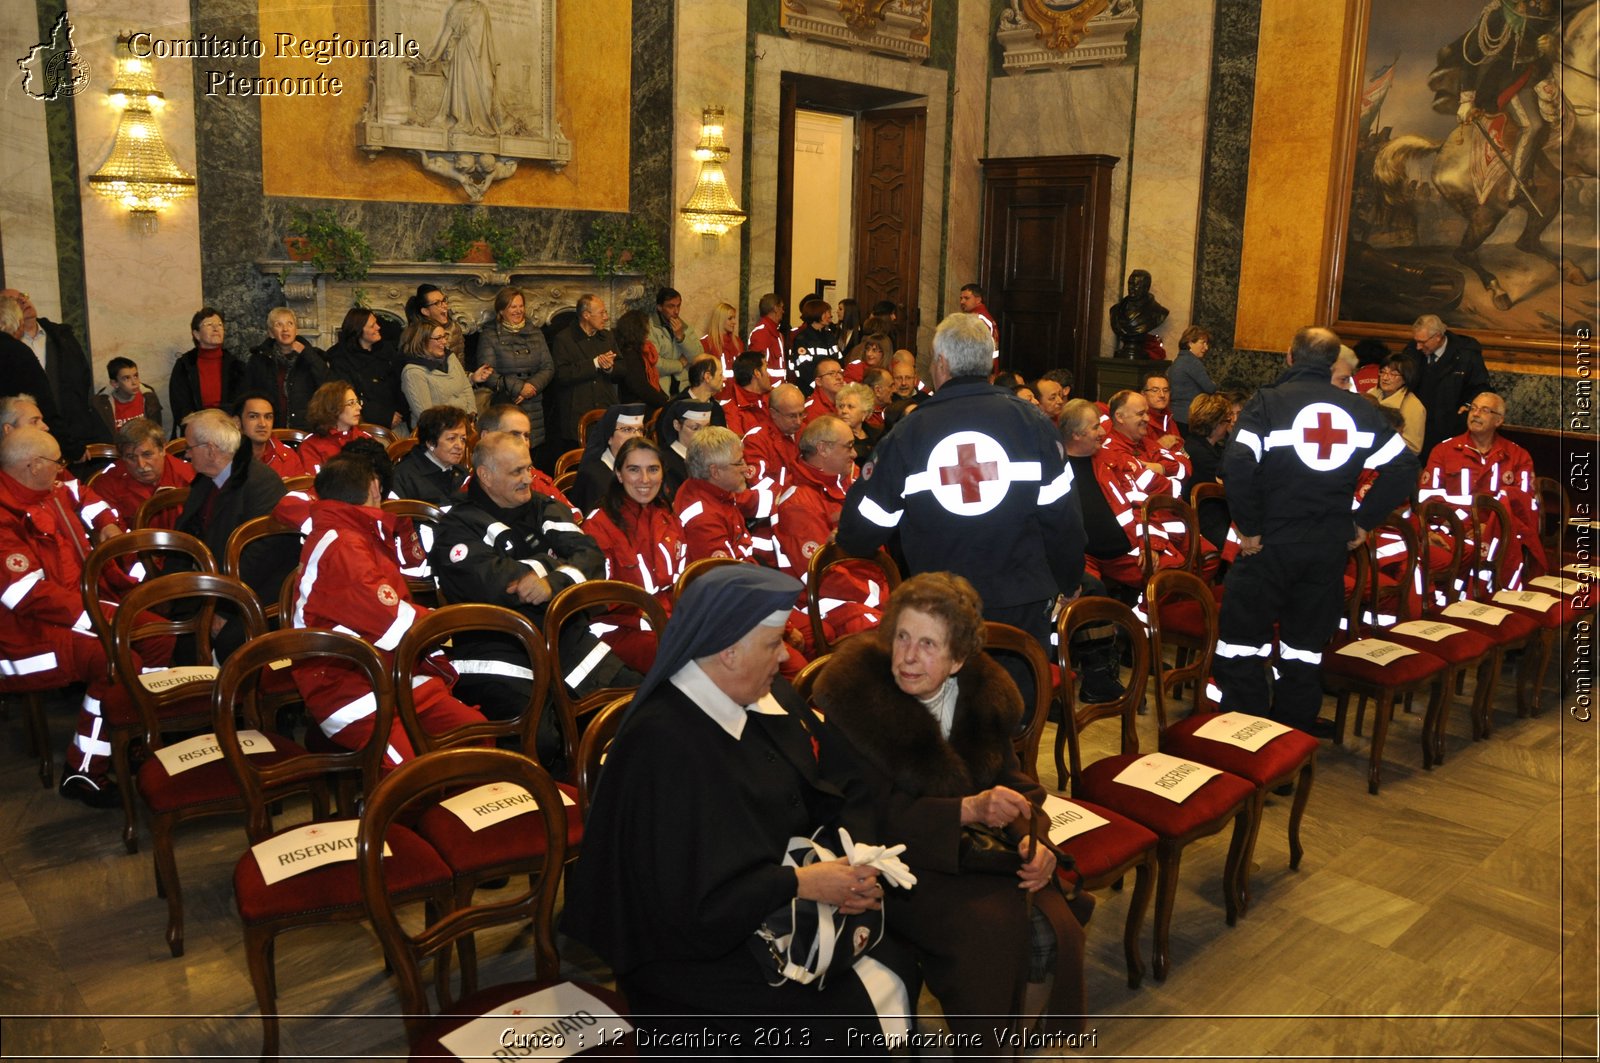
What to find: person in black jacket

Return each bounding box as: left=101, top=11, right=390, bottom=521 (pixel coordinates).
left=325, top=307, right=407, bottom=431
left=170, top=306, right=245, bottom=426
left=549, top=294, right=621, bottom=451
left=388, top=405, right=470, bottom=505
left=1, top=288, right=108, bottom=461
left=243, top=307, right=330, bottom=431
left=175, top=408, right=293, bottom=659
left=1403, top=314, right=1490, bottom=457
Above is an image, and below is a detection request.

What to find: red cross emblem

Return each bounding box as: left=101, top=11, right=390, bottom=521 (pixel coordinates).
left=938, top=443, right=999, bottom=504
left=1302, top=412, right=1348, bottom=460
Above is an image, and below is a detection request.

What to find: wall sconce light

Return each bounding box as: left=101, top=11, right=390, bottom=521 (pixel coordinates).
left=680, top=106, right=746, bottom=240
left=87, top=34, right=196, bottom=235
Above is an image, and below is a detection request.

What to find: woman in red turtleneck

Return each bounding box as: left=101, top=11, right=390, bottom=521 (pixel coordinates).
left=168, top=306, right=244, bottom=425
left=296, top=380, right=372, bottom=474
left=580, top=436, right=686, bottom=673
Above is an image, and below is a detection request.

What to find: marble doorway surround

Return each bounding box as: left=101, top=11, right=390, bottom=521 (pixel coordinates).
left=749, top=33, right=947, bottom=353
left=254, top=259, right=645, bottom=344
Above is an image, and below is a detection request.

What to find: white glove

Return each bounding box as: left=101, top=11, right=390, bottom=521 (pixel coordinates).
left=837, top=827, right=919, bottom=890
left=1457, top=91, right=1477, bottom=123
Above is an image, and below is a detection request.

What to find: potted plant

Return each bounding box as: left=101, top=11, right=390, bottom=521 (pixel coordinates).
left=581, top=216, right=668, bottom=283
left=287, top=209, right=374, bottom=282
left=432, top=208, right=520, bottom=270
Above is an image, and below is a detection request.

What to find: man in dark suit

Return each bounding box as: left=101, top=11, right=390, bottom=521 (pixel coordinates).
left=549, top=293, right=620, bottom=453
left=1404, top=313, right=1490, bottom=456
left=1, top=288, right=109, bottom=462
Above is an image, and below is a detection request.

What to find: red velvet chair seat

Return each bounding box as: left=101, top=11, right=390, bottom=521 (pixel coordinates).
left=1160, top=715, right=1318, bottom=787
left=1052, top=803, right=1158, bottom=881
left=416, top=783, right=585, bottom=878
left=1382, top=627, right=1498, bottom=666
left=136, top=737, right=307, bottom=812
left=1156, top=599, right=1208, bottom=640
left=1439, top=609, right=1542, bottom=642
left=233, top=822, right=448, bottom=922
left=102, top=687, right=212, bottom=728
left=1319, top=640, right=1447, bottom=685
left=1078, top=755, right=1255, bottom=837
left=409, top=979, right=634, bottom=1059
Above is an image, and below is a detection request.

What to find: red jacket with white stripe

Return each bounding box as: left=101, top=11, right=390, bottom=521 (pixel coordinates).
left=743, top=422, right=800, bottom=494
left=256, top=438, right=306, bottom=478
left=91, top=457, right=195, bottom=528
left=772, top=458, right=886, bottom=650
left=295, top=427, right=372, bottom=475
left=1420, top=432, right=1545, bottom=585
left=583, top=498, right=687, bottom=605
left=802, top=386, right=838, bottom=426
left=0, top=470, right=126, bottom=671
left=721, top=384, right=769, bottom=439
left=288, top=499, right=455, bottom=731
left=673, top=476, right=757, bottom=562
left=747, top=317, right=788, bottom=387
left=1092, top=430, right=1185, bottom=567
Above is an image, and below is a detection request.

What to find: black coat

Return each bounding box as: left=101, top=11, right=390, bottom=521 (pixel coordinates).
left=387, top=446, right=465, bottom=507
left=325, top=336, right=406, bottom=429
left=1404, top=330, right=1490, bottom=456
left=169, top=347, right=245, bottom=426
left=549, top=323, right=620, bottom=445
left=244, top=341, right=331, bottom=430
left=34, top=319, right=109, bottom=457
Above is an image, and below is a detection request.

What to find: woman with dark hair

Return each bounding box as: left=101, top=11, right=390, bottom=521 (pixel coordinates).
left=572, top=403, right=647, bottom=514
left=646, top=286, right=694, bottom=395
left=400, top=318, right=487, bottom=419
left=389, top=405, right=472, bottom=505
left=1364, top=350, right=1425, bottom=454
left=580, top=436, right=687, bottom=672
left=834, top=297, right=862, bottom=357
left=843, top=332, right=891, bottom=384
left=811, top=572, right=1089, bottom=1050
left=474, top=286, right=554, bottom=449
left=1167, top=325, right=1216, bottom=430
left=613, top=309, right=670, bottom=411
left=169, top=305, right=244, bottom=425
left=296, top=380, right=372, bottom=473
left=326, top=306, right=407, bottom=430
left=405, top=283, right=467, bottom=371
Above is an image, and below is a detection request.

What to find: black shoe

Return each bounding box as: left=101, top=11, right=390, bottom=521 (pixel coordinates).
left=1079, top=674, right=1127, bottom=704
left=1306, top=718, right=1337, bottom=740
left=59, top=772, right=121, bottom=810
left=1271, top=781, right=1296, bottom=796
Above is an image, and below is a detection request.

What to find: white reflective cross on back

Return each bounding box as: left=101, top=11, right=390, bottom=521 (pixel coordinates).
left=1264, top=402, right=1374, bottom=472
left=902, top=431, right=1041, bottom=516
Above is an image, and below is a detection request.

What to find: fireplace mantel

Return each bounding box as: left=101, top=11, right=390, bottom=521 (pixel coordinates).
left=257, top=259, right=647, bottom=345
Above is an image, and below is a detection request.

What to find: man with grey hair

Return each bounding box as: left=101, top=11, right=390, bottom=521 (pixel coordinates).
left=1401, top=313, right=1488, bottom=455
left=839, top=312, right=1084, bottom=657
left=92, top=416, right=194, bottom=528
left=550, top=293, right=621, bottom=453
left=0, top=394, right=48, bottom=435
left=675, top=425, right=765, bottom=562
left=0, top=427, right=171, bottom=807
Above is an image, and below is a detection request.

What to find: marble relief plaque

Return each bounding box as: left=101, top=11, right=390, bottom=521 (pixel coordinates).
left=358, top=0, right=570, bottom=200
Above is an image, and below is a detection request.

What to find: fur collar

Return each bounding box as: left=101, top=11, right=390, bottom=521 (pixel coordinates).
left=814, top=634, right=1023, bottom=799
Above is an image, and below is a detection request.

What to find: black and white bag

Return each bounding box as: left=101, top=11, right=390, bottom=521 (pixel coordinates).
left=750, top=829, right=885, bottom=990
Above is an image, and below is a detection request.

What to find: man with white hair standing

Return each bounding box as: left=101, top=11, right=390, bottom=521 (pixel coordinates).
left=838, top=312, right=1084, bottom=656
left=0, top=288, right=106, bottom=462
left=1403, top=314, right=1489, bottom=456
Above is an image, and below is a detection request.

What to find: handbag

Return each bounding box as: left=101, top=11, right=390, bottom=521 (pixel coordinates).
left=959, top=805, right=1046, bottom=876
left=750, top=828, right=885, bottom=990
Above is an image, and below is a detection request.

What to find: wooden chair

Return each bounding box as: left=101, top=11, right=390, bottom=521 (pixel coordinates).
left=215, top=628, right=453, bottom=1061
left=281, top=474, right=316, bottom=495
left=223, top=514, right=305, bottom=626
left=543, top=581, right=666, bottom=732
left=81, top=443, right=118, bottom=478
left=112, top=572, right=312, bottom=958
left=133, top=486, right=191, bottom=530
left=0, top=685, right=53, bottom=789
left=164, top=438, right=188, bottom=457
left=1532, top=476, right=1567, bottom=566
left=575, top=694, right=632, bottom=817
left=1475, top=493, right=1572, bottom=713
left=387, top=437, right=420, bottom=462
left=984, top=621, right=1053, bottom=782
left=672, top=556, right=748, bottom=602
left=576, top=407, right=606, bottom=444
left=1147, top=568, right=1318, bottom=914
left=380, top=498, right=447, bottom=606
left=553, top=468, right=579, bottom=497
left=553, top=447, right=585, bottom=478
left=80, top=529, right=217, bottom=851
left=356, top=422, right=396, bottom=446
left=1321, top=538, right=1451, bottom=795
left=358, top=748, right=633, bottom=1055
left=790, top=653, right=833, bottom=703
left=1139, top=494, right=1203, bottom=578
left=1057, top=595, right=1256, bottom=982
left=269, top=428, right=308, bottom=446
left=804, top=542, right=900, bottom=653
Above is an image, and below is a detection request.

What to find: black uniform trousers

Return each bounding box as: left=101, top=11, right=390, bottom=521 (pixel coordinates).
left=1214, top=540, right=1346, bottom=730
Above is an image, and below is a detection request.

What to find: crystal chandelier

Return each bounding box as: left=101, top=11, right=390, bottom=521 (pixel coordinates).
left=87, top=35, right=196, bottom=234
left=680, top=106, right=747, bottom=238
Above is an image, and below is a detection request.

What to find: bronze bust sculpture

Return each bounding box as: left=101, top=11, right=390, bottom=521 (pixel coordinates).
left=1109, top=269, right=1169, bottom=359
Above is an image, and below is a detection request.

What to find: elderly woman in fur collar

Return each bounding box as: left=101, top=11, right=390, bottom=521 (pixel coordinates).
left=812, top=572, right=1088, bottom=1047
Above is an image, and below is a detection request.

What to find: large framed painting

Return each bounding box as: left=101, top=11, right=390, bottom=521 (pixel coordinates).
left=1325, top=0, right=1597, bottom=362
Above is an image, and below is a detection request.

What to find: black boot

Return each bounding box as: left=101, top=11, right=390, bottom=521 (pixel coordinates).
left=1074, top=637, right=1126, bottom=704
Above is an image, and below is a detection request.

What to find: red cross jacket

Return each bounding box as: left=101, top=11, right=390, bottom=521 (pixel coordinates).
left=701, top=331, right=743, bottom=400
left=802, top=386, right=837, bottom=426
left=721, top=383, right=770, bottom=440
left=743, top=422, right=800, bottom=494
left=1139, top=424, right=1191, bottom=492
left=582, top=498, right=686, bottom=673
left=1420, top=432, right=1545, bottom=586
left=673, top=476, right=757, bottom=562
left=288, top=499, right=458, bottom=762
left=257, top=438, right=306, bottom=479
left=295, top=427, right=373, bottom=475
left=1092, top=430, right=1186, bottom=568
left=772, top=459, right=886, bottom=652
left=747, top=317, right=788, bottom=387
left=91, top=457, right=195, bottom=528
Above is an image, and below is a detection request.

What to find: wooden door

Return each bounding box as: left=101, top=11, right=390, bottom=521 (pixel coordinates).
left=852, top=108, right=925, bottom=352
left=979, top=155, right=1117, bottom=387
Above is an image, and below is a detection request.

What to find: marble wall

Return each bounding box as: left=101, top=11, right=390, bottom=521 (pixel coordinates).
left=0, top=5, right=65, bottom=326
left=944, top=0, right=991, bottom=315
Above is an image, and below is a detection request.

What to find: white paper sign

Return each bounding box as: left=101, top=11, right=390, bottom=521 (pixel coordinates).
left=1040, top=793, right=1111, bottom=844
left=153, top=729, right=274, bottom=776
left=1492, top=590, right=1560, bottom=612
left=1334, top=639, right=1418, bottom=664
left=437, top=982, right=631, bottom=1061
left=1442, top=600, right=1510, bottom=626
left=251, top=820, right=387, bottom=886
left=137, top=665, right=219, bottom=692
left=1112, top=752, right=1221, bottom=804
left=1192, top=711, right=1292, bottom=752
left=1389, top=620, right=1469, bottom=642
left=1531, top=576, right=1586, bottom=596
left=440, top=782, right=574, bottom=833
